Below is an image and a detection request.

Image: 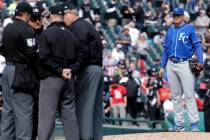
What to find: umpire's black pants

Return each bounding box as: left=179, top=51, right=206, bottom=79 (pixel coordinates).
left=76, top=65, right=103, bottom=140
left=38, top=77, right=79, bottom=140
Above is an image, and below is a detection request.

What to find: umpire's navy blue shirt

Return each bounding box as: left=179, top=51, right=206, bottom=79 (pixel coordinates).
left=161, top=23, right=203, bottom=68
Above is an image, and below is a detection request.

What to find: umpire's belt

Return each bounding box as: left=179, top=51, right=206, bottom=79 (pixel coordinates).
left=169, top=57, right=188, bottom=63
left=6, top=61, right=26, bottom=66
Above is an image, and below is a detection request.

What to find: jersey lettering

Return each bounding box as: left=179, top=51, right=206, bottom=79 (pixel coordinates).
left=26, top=38, right=36, bottom=47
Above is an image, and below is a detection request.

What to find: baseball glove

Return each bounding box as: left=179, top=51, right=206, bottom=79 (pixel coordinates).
left=189, top=58, right=201, bottom=75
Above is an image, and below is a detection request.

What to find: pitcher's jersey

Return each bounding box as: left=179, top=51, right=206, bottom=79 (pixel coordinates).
left=163, top=23, right=200, bottom=59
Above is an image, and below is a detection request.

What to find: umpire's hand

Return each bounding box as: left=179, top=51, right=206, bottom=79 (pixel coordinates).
left=62, top=69, right=72, bottom=80
left=159, top=68, right=164, bottom=78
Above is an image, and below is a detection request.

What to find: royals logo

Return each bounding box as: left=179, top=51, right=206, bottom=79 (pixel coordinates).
left=178, top=33, right=189, bottom=44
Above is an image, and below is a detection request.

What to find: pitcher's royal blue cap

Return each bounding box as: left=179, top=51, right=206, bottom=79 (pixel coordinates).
left=172, top=8, right=184, bottom=15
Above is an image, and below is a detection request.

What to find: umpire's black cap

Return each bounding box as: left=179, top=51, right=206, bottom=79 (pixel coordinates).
left=31, top=7, right=41, bottom=20
left=63, top=2, right=76, bottom=13
left=49, top=4, right=64, bottom=15
left=15, top=2, right=33, bottom=16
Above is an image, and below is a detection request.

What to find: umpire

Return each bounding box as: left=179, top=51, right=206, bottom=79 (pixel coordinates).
left=28, top=6, right=43, bottom=140
left=38, top=4, right=79, bottom=140
left=1, top=2, right=37, bottom=140
left=63, top=3, right=104, bottom=140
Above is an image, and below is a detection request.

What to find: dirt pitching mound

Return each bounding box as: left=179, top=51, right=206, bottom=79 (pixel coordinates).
left=104, top=132, right=210, bottom=140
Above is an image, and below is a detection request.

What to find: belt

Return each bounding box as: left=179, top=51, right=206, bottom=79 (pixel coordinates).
left=6, top=61, right=27, bottom=66
left=169, top=57, right=188, bottom=63
left=6, top=62, right=16, bottom=65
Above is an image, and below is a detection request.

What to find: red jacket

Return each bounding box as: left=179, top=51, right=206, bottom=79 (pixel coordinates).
left=110, top=85, right=127, bottom=105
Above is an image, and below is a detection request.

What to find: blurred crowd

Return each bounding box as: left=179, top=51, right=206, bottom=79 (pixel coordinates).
left=0, top=0, right=209, bottom=128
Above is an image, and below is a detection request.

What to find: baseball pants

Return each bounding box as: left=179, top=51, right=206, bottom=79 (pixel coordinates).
left=76, top=65, right=103, bottom=140
left=167, top=60, right=199, bottom=125
left=38, top=77, right=79, bottom=140
left=1, top=65, right=34, bottom=140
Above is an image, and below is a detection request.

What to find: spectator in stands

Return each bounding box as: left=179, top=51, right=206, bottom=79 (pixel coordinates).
left=138, top=57, right=146, bottom=76
left=202, top=27, right=210, bottom=50
left=106, top=0, right=118, bottom=28
left=79, top=0, right=92, bottom=21
left=121, top=0, right=134, bottom=26
left=143, top=0, right=155, bottom=21
left=136, top=90, right=147, bottom=118
left=103, top=51, right=117, bottom=77
left=2, top=11, right=14, bottom=28
left=139, top=70, right=149, bottom=95
left=195, top=9, right=210, bottom=34
left=133, top=0, right=145, bottom=30
left=103, top=75, right=112, bottom=119
left=129, top=62, right=140, bottom=79
left=7, top=0, right=20, bottom=13
left=110, top=79, right=127, bottom=125
left=126, top=47, right=140, bottom=63
left=155, top=10, right=164, bottom=27
left=164, top=13, right=173, bottom=26
left=146, top=76, right=161, bottom=128
left=125, top=70, right=140, bottom=126
left=157, top=3, right=170, bottom=26
left=153, top=31, right=165, bottom=46
left=158, top=82, right=171, bottom=104
left=185, top=0, right=197, bottom=19
left=152, top=58, right=161, bottom=71
left=117, top=60, right=127, bottom=78
left=91, top=9, right=102, bottom=25
left=197, top=0, right=208, bottom=10
left=111, top=44, right=125, bottom=64
left=147, top=68, right=162, bottom=127
left=136, top=33, right=149, bottom=59
left=127, top=21, right=140, bottom=47
left=116, top=26, right=132, bottom=55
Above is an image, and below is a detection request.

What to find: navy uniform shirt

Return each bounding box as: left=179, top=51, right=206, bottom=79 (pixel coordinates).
left=38, top=22, right=78, bottom=79
left=68, top=18, right=103, bottom=74
left=2, top=18, right=37, bottom=64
